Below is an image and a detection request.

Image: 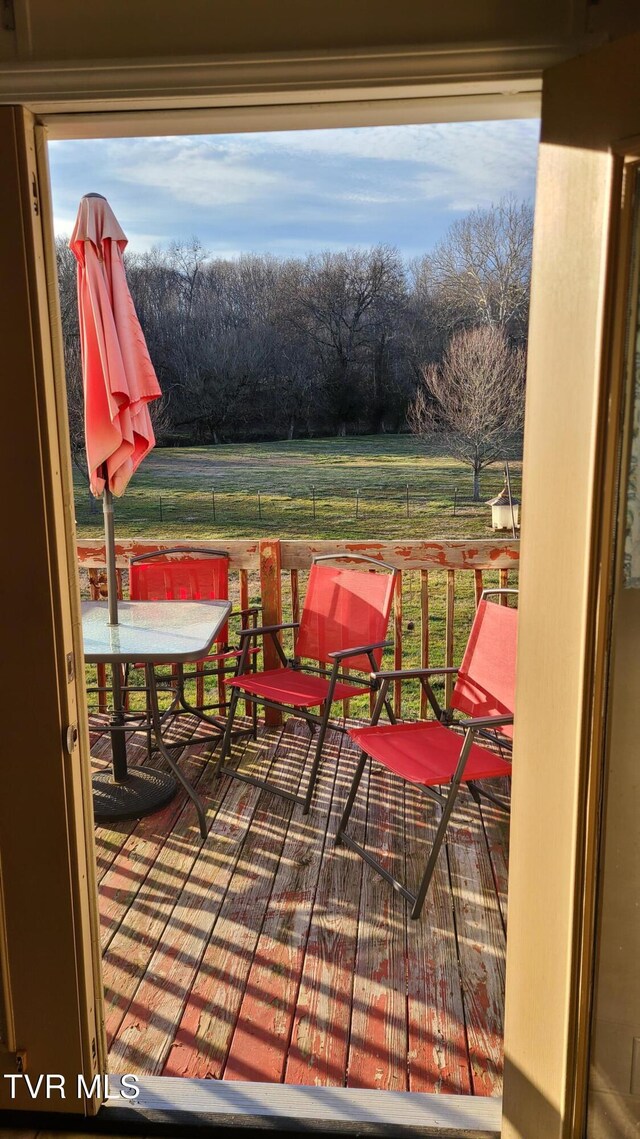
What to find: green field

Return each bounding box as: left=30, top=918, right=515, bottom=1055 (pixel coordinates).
left=74, top=434, right=521, bottom=542
left=78, top=436, right=521, bottom=719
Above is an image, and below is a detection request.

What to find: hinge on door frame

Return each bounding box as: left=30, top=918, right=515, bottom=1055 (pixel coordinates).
left=31, top=173, right=39, bottom=217
left=1, top=1, right=15, bottom=32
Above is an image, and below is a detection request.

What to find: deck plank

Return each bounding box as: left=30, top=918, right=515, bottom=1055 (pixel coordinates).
left=101, top=729, right=267, bottom=1053
left=478, top=778, right=510, bottom=933
left=285, top=731, right=370, bottom=1087
left=97, top=717, right=509, bottom=1094
left=223, top=728, right=342, bottom=1083
left=446, top=790, right=506, bottom=1097
left=404, top=782, right=472, bottom=1095
left=346, top=762, right=408, bottom=1091
left=159, top=721, right=310, bottom=1079
left=98, top=746, right=211, bottom=950
left=106, top=726, right=287, bottom=1074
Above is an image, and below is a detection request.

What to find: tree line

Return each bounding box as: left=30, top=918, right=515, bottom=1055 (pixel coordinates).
left=57, top=196, right=532, bottom=495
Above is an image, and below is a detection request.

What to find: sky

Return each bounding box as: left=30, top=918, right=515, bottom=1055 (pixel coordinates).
left=48, top=119, right=540, bottom=261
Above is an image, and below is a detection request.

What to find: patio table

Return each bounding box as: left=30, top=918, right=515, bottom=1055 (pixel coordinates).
left=82, top=599, right=231, bottom=837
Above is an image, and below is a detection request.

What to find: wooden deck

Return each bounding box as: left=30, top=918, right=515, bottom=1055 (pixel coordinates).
left=91, top=710, right=509, bottom=1096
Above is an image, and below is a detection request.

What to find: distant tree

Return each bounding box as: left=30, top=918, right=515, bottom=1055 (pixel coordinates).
left=283, top=245, right=407, bottom=435
left=56, top=204, right=533, bottom=449
left=55, top=237, right=87, bottom=480
left=422, top=196, right=533, bottom=343
left=408, top=325, right=526, bottom=501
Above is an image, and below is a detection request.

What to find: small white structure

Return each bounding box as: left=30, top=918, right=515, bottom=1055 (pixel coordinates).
left=487, top=480, right=520, bottom=531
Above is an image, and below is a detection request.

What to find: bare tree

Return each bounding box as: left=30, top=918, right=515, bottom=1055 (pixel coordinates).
left=56, top=210, right=532, bottom=448
left=408, top=325, right=525, bottom=501
left=424, top=196, right=533, bottom=343
left=283, top=245, right=407, bottom=435
left=55, top=237, right=88, bottom=480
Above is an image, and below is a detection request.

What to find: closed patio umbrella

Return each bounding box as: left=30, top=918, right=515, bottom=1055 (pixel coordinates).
left=71, top=193, right=163, bottom=818
left=70, top=192, right=161, bottom=623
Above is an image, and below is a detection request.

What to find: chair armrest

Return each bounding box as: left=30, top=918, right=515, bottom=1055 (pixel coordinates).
left=370, top=666, right=459, bottom=682
left=458, top=714, right=513, bottom=731
left=327, top=639, right=393, bottom=661
left=238, top=621, right=300, bottom=639
left=229, top=606, right=260, bottom=620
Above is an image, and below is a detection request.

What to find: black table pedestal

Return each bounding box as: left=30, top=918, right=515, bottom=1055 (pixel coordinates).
left=92, top=766, right=177, bottom=823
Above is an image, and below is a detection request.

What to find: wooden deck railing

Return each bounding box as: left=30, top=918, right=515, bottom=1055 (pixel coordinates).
left=77, top=537, right=520, bottom=719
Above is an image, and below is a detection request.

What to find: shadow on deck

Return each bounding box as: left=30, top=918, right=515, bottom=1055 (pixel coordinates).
left=91, top=711, right=508, bottom=1096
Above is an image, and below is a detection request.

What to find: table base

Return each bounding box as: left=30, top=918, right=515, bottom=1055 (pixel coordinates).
left=92, top=766, right=177, bottom=823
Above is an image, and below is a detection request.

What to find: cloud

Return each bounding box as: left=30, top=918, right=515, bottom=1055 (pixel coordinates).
left=109, top=137, right=285, bottom=208
left=224, top=119, right=537, bottom=206
left=48, top=120, right=539, bottom=259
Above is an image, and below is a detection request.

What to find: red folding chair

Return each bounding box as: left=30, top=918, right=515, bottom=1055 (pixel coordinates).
left=213, top=553, right=399, bottom=813
left=336, top=589, right=517, bottom=919
left=128, top=547, right=259, bottom=743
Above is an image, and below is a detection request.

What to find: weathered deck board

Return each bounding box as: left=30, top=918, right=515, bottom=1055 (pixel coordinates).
left=346, top=761, right=408, bottom=1091
left=404, top=782, right=472, bottom=1095
left=446, top=791, right=506, bottom=1097
left=161, top=721, right=310, bottom=1079
left=93, top=716, right=508, bottom=1094
left=102, top=747, right=235, bottom=1051
left=98, top=746, right=211, bottom=949
left=478, top=778, right=511, bottom=933
left=91, top=710, right=211, bottom=884
left=108, top=727, right=290, bottom=1074
left=222, top=728, right=341, bottom=1083
left=284, top=734, right=370, bottom=1087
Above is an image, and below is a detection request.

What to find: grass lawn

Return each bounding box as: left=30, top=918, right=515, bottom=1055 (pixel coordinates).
left=74, top=434, right=521, bottom=542
left=77, top=435, right=521, bottom=720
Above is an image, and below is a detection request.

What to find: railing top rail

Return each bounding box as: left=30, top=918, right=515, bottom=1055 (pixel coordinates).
left=76, top=538, right=260, bottom=570
left=279, top=538, right=519, bottom=572
left=76, top=536, right=520, bottom=573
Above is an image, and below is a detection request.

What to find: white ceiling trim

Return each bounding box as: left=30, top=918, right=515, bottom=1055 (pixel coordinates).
left=0, top=40, right=557, bottom=121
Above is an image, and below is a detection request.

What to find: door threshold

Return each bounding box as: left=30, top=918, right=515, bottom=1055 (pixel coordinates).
left=99, top=1075, right=502, bottom=1136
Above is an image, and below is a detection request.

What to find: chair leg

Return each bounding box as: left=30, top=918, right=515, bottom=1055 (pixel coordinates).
left=211, top=684, right=241, bottom=779
left=335, top=749, right=368, bottom=844
left=301, top=703, right=332, bottom=815
left=467, top=780, right=482, bottom=806
left=410, top=783, right=462, bottom=919
left=410, top=733, right=476, bottom=919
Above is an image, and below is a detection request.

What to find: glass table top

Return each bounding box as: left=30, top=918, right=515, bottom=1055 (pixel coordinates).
left=81, top=600, right=232, bottom=663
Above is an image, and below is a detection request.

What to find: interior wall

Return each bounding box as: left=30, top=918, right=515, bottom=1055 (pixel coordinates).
left=1, top=0, right=583, bottom=63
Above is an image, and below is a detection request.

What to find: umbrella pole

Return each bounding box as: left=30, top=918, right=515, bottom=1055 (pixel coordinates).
left=102, top=478, right=128, bottom=782
left=102, top=482, right=119, bottom=626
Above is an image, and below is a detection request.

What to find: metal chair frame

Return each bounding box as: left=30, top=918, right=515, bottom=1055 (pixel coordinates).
left=335, top=589, right=516, bottom=919
left=124, top=546, right=259, bottom=748
left=213, top=553, right=400, bottom=814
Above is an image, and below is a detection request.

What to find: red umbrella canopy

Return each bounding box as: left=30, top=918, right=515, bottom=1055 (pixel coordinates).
left=70, top=193, right=161, bottom=497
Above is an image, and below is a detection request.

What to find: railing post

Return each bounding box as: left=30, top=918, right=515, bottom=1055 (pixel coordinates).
left=259, top=539, right=283, bottom=726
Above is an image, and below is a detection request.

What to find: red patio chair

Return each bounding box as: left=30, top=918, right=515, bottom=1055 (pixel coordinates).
left=336, top=589, right=517, bottom=919
left=213, top=553, right=399, bottom=813
left=128, top=547, right=259, bottom=743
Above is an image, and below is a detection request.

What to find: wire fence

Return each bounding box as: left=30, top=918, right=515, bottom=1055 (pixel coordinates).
left=73, top=480, right=510, bottom=528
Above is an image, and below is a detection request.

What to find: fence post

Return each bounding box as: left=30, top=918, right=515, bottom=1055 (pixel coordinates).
left=259, top=539, right=283, bottom=726
left=453, top=488, right=457, bottom=516
left=355, top=489, right=360, bottom=520
left=159, top=496, right=163, bottom=522
left=258, top=491, right=262, bottom=521
left=212, top=489, right=216, bottom=521
left=312, top=485, right=316, bottom=521
left=406, top=484, right=410, bottom=518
